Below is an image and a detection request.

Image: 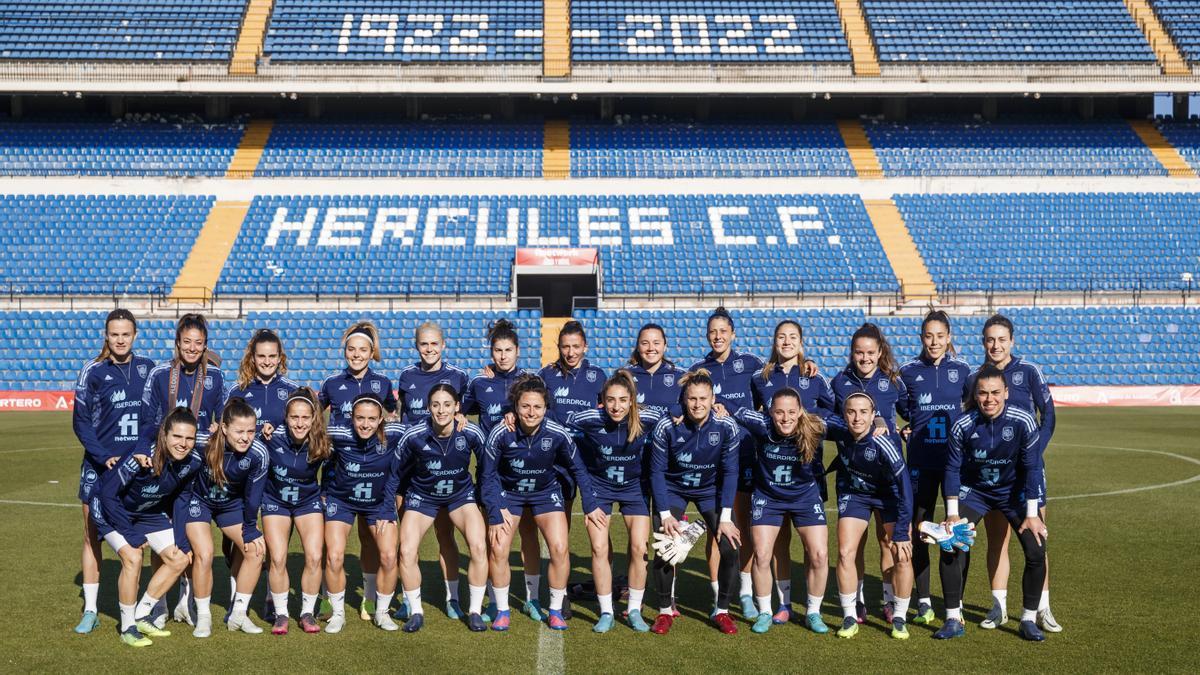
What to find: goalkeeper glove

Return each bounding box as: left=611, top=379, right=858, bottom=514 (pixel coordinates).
left=919, top=519, right=977, bottom=553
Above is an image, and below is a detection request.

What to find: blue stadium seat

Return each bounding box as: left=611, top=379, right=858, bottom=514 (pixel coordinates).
left=1151, top=1, right=1200, bottom=62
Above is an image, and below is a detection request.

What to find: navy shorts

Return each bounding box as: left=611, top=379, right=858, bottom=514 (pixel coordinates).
left=261, top=493, right=324, bottom=520
left=78, top=462, right=103, bottom=503
left=656, top=489, right=716, bottom=516
left=491, top=485, right=565, bottom=525
left=750, top=486, right=827, bottom=528
left=594, top=482, right=650, bottom=517
left=181, top=495, right=244, bottom=530
left=90, top=497, right=175, bottom=553
left=403, top=486, right=478, bottom=518
left=736, top=433, right=757, bottom=493
left=836, top=491, right=899, bottom=526
left=957, top=486, right=1024, bottom=524
left=323, top=494, right=395, bottom=526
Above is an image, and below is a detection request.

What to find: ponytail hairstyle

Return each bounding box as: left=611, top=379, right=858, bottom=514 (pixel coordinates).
left=921, top=310, right=957, bottom=358
left=603, top=369, right=643, bottom=443
left=849, top=323, right=899, bottom=383
left=351, top=394, right=389, bottom=445
left=761, top=320, right=805, bottom=382
left=678, top=368, right=714, bottom=399
left=342, top=321, right=382, bottom=363
left=554, top=320, right=588, bottom=374
left=286, top=387, right=330, bottom=464
left=508, top=373, right=550, bottom=410
left=628, top=323, right=674, bottom=368
left=965, top=363, right=1006, bottom=413
left=707, top=306, right=735, bottom=333
left=770, top=388, right=825, bottom=464
left=488, top=318, right=519, bottom=348
left=415, top=321, right=444, bottom=345
left=982, top=313, right=1015, bottom=339
left=152, top=407, right=198, bottom=477
left=174, top=313, right=217, bottom=367
left=237, top=328, right=289, bottom=389
left=844, top=391, right=877, bottom=413
left=205, top=397, right=257, bottom=488
left=97, top=308, right=137, bottom=362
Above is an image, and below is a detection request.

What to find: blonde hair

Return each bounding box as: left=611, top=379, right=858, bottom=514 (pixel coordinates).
left=761, top=320, right=805, bottom=382
left=604, top=369, right=643, bottom=443
left=342, top=321, right=382, bottom=363
left=770, top=388, right=825, bottom=464
left=237, top=329, right=289, bottom=389
left=415, top=321, right=444, bottom=344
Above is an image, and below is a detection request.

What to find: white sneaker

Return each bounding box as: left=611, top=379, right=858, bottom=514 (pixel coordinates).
left=1037, top=608, right=1063, bottom=633
left=192, top=614, right=212, bottom=638
left=980, top=599, right=1008, bottom=629
left=325, top=613, right=346, bottom=634
left=227, top=611, right=264, bottom=634
left=374, top=612, right=399, bottom=632
left=173, top=601, right=194, bottom=626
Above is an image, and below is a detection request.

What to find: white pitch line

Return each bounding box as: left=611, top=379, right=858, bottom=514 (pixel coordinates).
left=0, top=445, right=74, bottom=455
left=0, top=499, right=76, bottom=508
left=1048, top=443, right=1200, bottom=501
left=535, top=539, right=564, bottom=675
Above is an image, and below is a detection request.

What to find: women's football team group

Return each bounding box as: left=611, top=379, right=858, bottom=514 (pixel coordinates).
left=71, top=306, right=1060, bottom=646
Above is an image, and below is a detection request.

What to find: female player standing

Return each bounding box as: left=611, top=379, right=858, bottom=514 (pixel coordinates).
left=319, top=321, right=396, bottom=622
left=827, top=392, right=913, bottom=640
left=972, top=314, right=1060, bottom=633
left=72, top=308, right=155, bottom=633
left=934, top=364, right=1048, bottom=642
left=481, top=375, right=605, bottom=632
left=564, top=370, right=662, bottom=633
left=91, top=407, right=201, bottom=647
left=730, top=389, right=831, bottom=635
left=830, top=323, right=907, bottom=624
left=176, top=398, right=268, bottom=637
left=322, top=395, right=405, bottom=633
left=897, top=311, right=971, bottom=624
left=647, top=369, right=742, bottom=635
left=395, top=385, right=490, bottom=633
left=261, top=387, right=330, bottom=635
left=226, top=329, right=299, bottom=435
left=626, top=323, right=684, bottom=418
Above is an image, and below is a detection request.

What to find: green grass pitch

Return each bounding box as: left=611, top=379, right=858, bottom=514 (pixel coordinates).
left=1, top=408, right=1197, bottom=673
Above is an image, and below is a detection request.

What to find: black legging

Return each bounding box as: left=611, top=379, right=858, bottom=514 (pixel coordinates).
left=939, top=504, right=1046, bottom=614
left=653, top=503, right=739, bottom=611
left=910, top=469, right=943, bottom=601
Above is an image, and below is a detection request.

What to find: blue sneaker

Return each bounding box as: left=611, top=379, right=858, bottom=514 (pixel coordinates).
left=523, top=600, right=547, bottom=621
left=467, top=613, right=487, bottom=632
left=593, top=613, right=614, bottom=633
left=740, top=595, right=759, bottom=620
left=548, top=609, right=568, bottom=630
left=392, top=599, right=411, bottom=622
left=805, top=613, right=829, bottom=634
left=751, top=613, right=772, bottom=634
left=933, top=618, right=965, bottom=640
left=74, top=611, right=99, bottom=634
left=482, top=602, right=498, bottom=624
left=491, top=610, right=511, bottom=632
left=402, top=613, right=424, bottom=633
left=627, top=609, right=650, bottom=633
left=1019, top=619, right=1045, bottom=642
left=445, top=599, right=463, bottom=620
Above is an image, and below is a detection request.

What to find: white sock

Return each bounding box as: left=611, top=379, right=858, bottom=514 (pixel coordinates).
left=856, top=580, right=865, bottom=604
left=920, top=596, right=931, bottom=608
left=806, top=594, right=823, bottom=615
left=739, top=571, right=753, bottom=598
left=524, top=574, right=541, bottom=603
left=1022, top=608, right=1037, bottom=622
left=376, top=592, right=394, bottom=617
left=272, top=591, right=289, bottom=618
left=119, top=603, right=135, bottom=631
left=404, top=588, right=423, bottom=615
left=947, top=606, right=963, bottom=621
left=329, top=591, right=345, bottom=616
left=134, top=593, right=159, bottom=619
left=777, top=579, right=792, bottom=606
left=82, top=583, right=99, bottom=613
left=229, top=576, right=237, bottom=603
left=1039, top=590, right=1050, bottom=611
left=363, top=573, right=377, bottom=605
left=232, top=592, right=251, bottom=616
left=883, top=582, right=894, bottom=605
left=494, top=585, right=510, bottom=612
left=176, top=577, right=191, bottom=608
left=549, top=587, right=566, bottom=611
left=195, top=596, right=212, bottom=618
left=839, top=592, right=857, bottom=619
left=468, top=585, right=486, bottom=615
left=713, top=607, right=728, bottom=616
left=598, top=593, right=614, bottom=616
left=628, top=587, right=645, bottom=613
left=756, top=595, right=772, bottom=614
left=710, top=580, right=719, bottom=604
left=894, top=596, right=911, bottom=619
left=992, top=589, right=1008, bottom=608
left=301, top=593, right=317, bottom=616
left=445, top=579, right=460, bottom=603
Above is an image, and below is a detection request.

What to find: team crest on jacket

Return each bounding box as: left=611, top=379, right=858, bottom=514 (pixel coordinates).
left=370, top=380, right=382, bottom=393
left=137, top=364, right=148, bottom=378
left=878, top=380, right=890, bottom=392
left=732, top=359, right=744, bottom=374
left=277, top=388, right=288, bottom=400
left=948, top=369, right=960, bottom=383
left=864, top=446, right=877, bottom=461
left=586, top=370, right=597, bottom=382
left=376, top=442, right=387, bottom=455
left=798, top=377, right=810, bottom=390
left=204, top=375, right=213, bottom=390
left=455, top=436, right=467, bottom=451
left=1012, top=371, right=1025, bottom=386
left=664, top=374, right=676, bottom=387
left=84, top=469, right=98, bottom=483
left=238, top=456, right=251, bottom=470
left=541, top=437, right=554, bottom=451
left=708, top=432, right=721, bottom=446
left=1002, top=426, right=1015, bottom=441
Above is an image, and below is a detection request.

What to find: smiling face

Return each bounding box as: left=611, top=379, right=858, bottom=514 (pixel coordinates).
left=922, top=320, right=951, bottom=362
left=343, top=335, right=372, bottom=375
left=774, top=324, right=802, bottom=362
left=429, top=389, right=459, bottom=430
left=707, top=318, right=734, bottom=358
left=844, top=395, right=875, bottom=438
left=165, top=421, right=197, bottom=461
left=637, top=328, right=666, bottom=368
left=770, top=393, right=802, bottom=436
left=177, top=327, right=206, bottom=368
left=492, top=338, right=518, bottom=372
left=254, top=339, right=281, bottom=381
left=982, top=325, right=1014, bottom=367
left=975, top=375, right=1008, bottom=418
left=683, top=381, right=714, bottom=424
left=558, top=333, right=586, bottom=369
left=603, top=383, right=633, bottom=423
left=105, top=318, right=136, bottom=362
left=851, top=336, right=880, bottom=378
left=223, top=414, right=257, bottom=453
left=352, top=401, right=383, bottom=439
left=516, top=391, right=547, bottom=432
left=416, top=327, right=444, bottom=368
left=286, top=400, right=314, bottom=441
